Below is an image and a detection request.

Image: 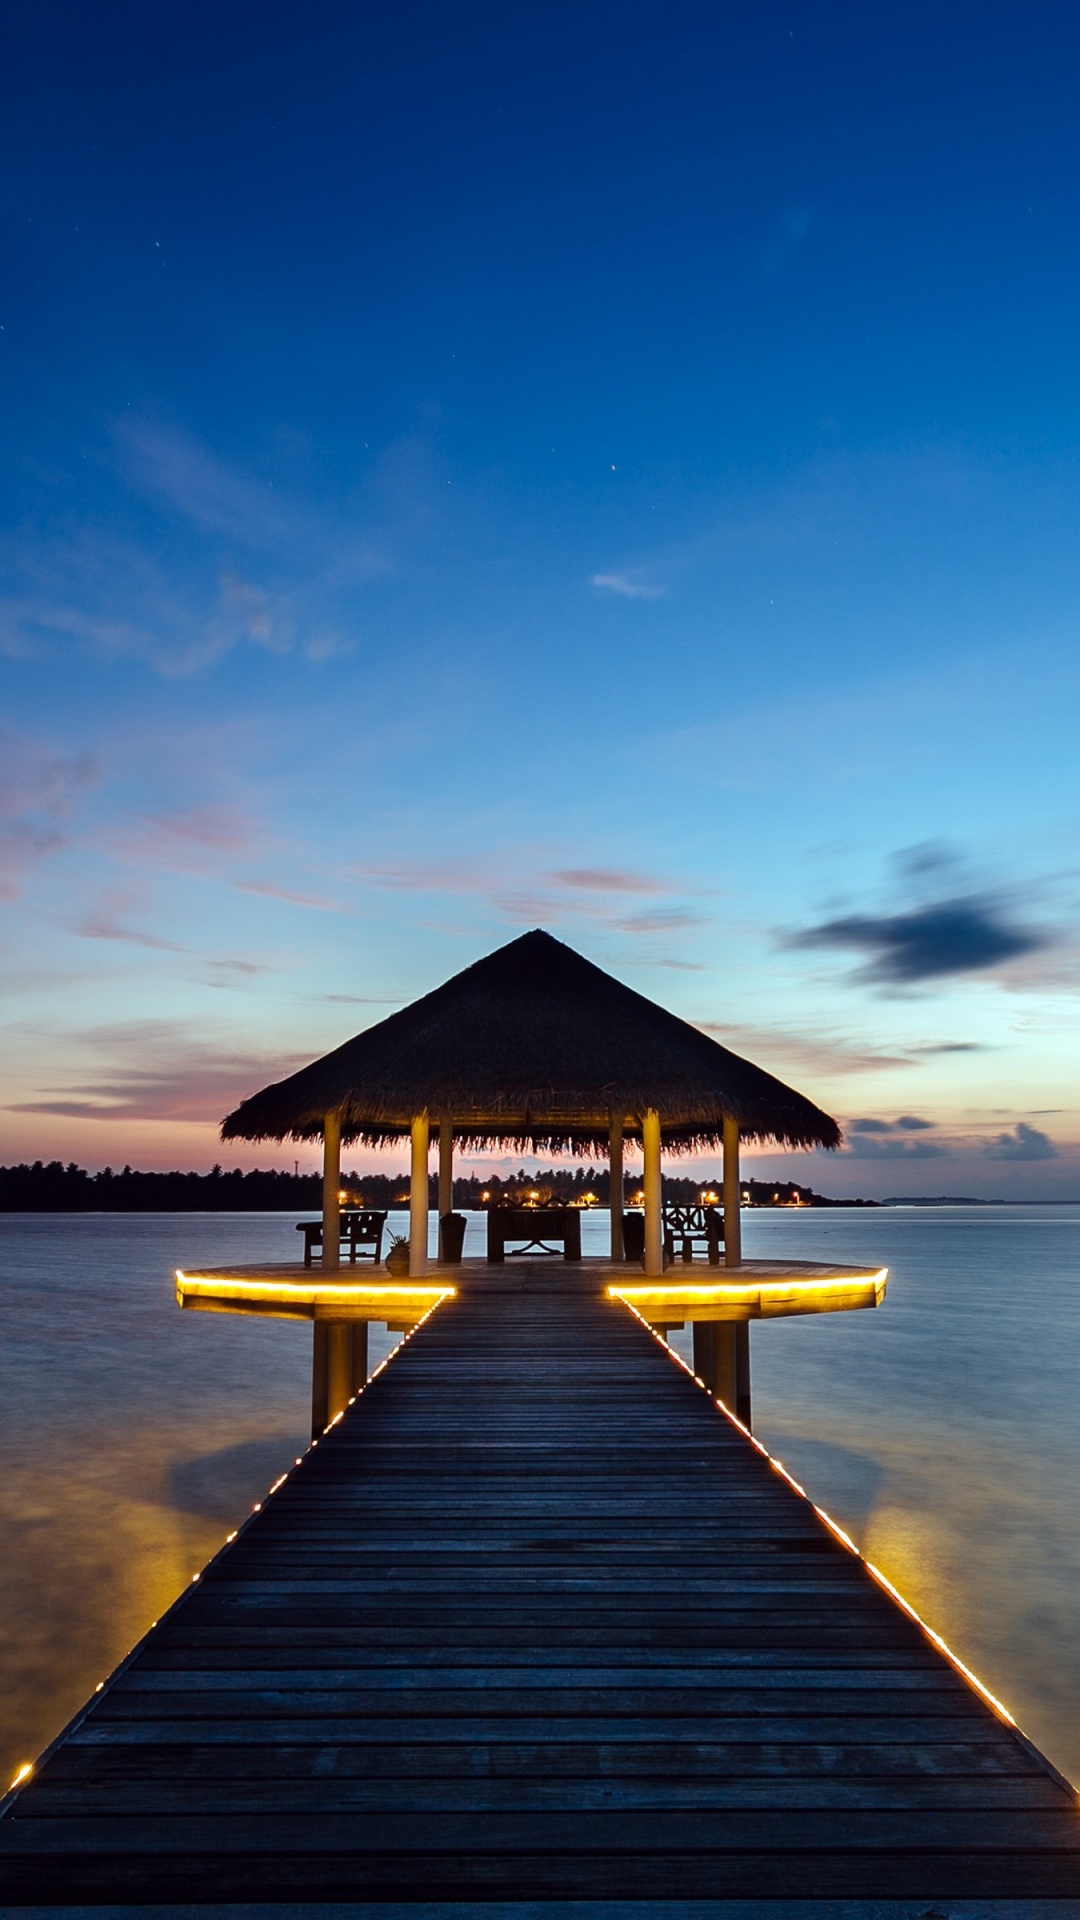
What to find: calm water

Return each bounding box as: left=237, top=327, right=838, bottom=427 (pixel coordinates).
left=1, top=1205, right=1079, bottom=1785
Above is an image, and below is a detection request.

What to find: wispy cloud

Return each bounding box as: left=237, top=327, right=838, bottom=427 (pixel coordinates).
left=313, top=992, right=403, bottom=1005
left=75, top=916, right=185, bottom=953
left=115, top=804, right=259, bottom=876
left=0, top=735, right=100, bottom=898
left=0, top=420, right=389, bottom=676
left=5, top=1020, right=308, bottom=1124
left=613, top=908, right=707, bottom=934
left=349, top=852, right=704, bottom=937
left=909, top=1041, right=988, bottom=1055
left=205, top=957, right=277, bottom=979
left=699, top=1021, right=917, bottom=1078
left=233, top=878, right=349, bottom=913
left=547, top=867, right=673, bottom=894
left=0, top=534, right=294, bottom=676
left=849, top=1114, right=937, bottom=1134
left=590, top=571, right=664, bottom=600
left=114, top=418, right=297, bottom=548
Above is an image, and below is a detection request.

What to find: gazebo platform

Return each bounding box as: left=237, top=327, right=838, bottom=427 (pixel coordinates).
left=176, top=1256, right=888, bottom=1436
left=3, top=1262, right=1077, bottom=1911
left=175, top=1256, right=887, bottom=1323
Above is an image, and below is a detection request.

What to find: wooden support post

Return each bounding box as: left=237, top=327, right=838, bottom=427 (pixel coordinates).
left=735, top=1321, right=751, bottom=1429
left=723, top=1113, right=742, bottom=1269
left=712, top=1324, right=739, bottom=1408
left=694, top=1319, right=746, bottom=1420
left=643, top=1108, right=662, bottom=1277
left=437, top=1119, right=453, bottom=1261
left=692, top=1321, right=714, bottom=1390
left=326, top=1321, right=353, bottom=1425
left=322, top=1110, right=341, bottom=1274
left=609, top=1116, right=624, bottom=1261
left=410, top=1112, right=429, bottom=1277
left=311, top=1322, right=329, bottom=1436
left=311, top=1319, right=368, bottom=1438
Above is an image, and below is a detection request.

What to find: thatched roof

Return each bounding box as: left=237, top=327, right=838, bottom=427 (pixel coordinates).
left=221, top=930, right=841, bottom=1154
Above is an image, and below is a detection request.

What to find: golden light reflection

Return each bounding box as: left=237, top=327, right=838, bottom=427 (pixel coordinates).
left=4, top=1286, right=455, bottom=1802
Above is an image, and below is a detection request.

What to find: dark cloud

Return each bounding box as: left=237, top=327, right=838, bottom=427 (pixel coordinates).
left=787, top=895, right=1049, bottom=984
left=985, top=1122, right=1058, bottom=1162
left=844, top=1135, right=947, bottom=1160
left=910, top=1042, right=986, bottom=1055
left=895, top=841, right=958, bottom=880
left=849, top=1121, right=933, bottom=1144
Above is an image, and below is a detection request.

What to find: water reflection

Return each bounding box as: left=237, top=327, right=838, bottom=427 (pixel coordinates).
left=2, top=1205, right=1080, bottom=1786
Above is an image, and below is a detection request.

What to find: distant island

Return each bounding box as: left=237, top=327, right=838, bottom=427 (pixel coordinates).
left=0, top=1160, right=880, bottom=1212
left=880, top=1195, right=1005, bottom=1206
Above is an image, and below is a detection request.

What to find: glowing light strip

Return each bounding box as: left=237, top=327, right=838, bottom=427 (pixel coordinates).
left=613, top=1269, right=886, bottom=1300
left=613, top=1293, right=1028, bottom=1742
left=610, top=1272, right=887, bottom=1319
left=176, top=1270, right=453, bottom=1309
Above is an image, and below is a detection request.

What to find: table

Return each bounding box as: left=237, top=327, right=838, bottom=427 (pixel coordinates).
left=486, top=1206, right=582, bottom=1262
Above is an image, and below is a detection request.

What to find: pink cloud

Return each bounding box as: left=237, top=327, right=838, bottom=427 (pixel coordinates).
left=546, top=868, right=673, bottom=895
left=116, top=804, right=259, bottom=874
left=698, top=1020, right=917, bottom=1077
left=234, top=878, right=348, bottom=912
left=348, top=853, right=706, bottom=938
left=6, top=1021, right=309, bottom=1124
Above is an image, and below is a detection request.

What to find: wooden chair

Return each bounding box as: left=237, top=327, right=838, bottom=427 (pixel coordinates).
left=297, top=1210, right=388, bottom=1268
left=662, top=1203, right=724, bottom=1266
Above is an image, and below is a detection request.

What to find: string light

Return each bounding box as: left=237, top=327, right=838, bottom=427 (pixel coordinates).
left=615, top=1292, right=1026, bottom=1740
left=175, top=1269, right=454, bottom=1314
left=9, top=1764, right=31, bottom=1790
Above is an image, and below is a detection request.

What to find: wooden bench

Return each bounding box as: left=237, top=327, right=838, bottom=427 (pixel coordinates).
left=663, top=1202, right=724, bottom=1265
left=487, top=1206, right=582, bottom=1262
left=296, top=1210, right=387, bottom=1268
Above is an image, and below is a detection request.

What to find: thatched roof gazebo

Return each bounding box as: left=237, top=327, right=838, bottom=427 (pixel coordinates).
left=221, top=929, right=840, bottom=1278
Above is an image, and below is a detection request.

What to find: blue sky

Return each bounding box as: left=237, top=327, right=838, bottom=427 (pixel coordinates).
left=3, top=0, right=1080, bottom=1195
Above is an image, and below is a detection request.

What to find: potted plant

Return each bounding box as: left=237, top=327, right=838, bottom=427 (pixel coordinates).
left=385, top=1232, right=410, bottom=1276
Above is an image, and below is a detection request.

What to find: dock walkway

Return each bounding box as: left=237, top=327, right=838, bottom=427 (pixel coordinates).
left=3, top=1265, right=1080, bottom=1912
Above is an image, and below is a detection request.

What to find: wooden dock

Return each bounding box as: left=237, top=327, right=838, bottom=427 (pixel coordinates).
left=3, top=1262, right=1080, bottom=1912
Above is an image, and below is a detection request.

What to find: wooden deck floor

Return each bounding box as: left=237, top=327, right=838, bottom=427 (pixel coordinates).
left=3, top=1263, right=1080, bottom=1914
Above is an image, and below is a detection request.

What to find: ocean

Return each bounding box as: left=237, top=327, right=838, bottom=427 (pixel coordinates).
left=1, top=1204, right=1079, bottom=1785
